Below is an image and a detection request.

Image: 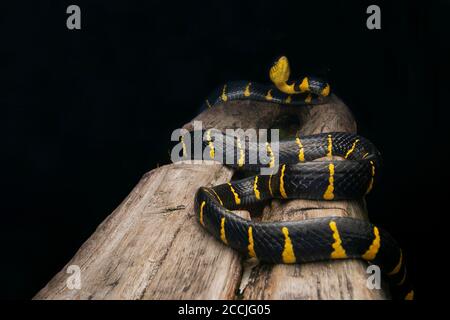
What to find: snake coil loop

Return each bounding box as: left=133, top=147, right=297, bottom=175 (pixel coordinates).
left=188, top=57, right=413, bottom=300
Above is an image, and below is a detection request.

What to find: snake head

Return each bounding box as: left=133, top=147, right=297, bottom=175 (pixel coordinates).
left=269, top=56, right=291, bottom=85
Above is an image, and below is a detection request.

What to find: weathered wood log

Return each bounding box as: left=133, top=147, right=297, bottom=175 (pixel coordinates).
left=34, top=95, right=389, bottom=299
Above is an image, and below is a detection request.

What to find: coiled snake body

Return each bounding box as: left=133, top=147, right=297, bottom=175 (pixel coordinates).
left=185, top=57, right=413, bottom=300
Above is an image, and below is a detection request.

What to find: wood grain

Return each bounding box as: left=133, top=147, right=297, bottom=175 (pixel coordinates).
left=239, top=96, right=389, bottom=300
left=34, top=95, right=389, bottom=299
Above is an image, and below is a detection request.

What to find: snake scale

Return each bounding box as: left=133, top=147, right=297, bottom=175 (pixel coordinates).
left=181, top=56, right=413, bottom=300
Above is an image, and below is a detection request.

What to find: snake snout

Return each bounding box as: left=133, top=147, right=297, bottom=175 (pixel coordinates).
left=270, top=56, right=291, bottom=84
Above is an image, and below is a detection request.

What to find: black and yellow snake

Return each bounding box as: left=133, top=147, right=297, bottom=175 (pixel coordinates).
left=182, top=57, right=413, bottom=300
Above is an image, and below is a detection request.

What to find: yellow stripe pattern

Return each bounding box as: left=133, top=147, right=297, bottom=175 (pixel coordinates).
left=362, top=226, right=381, bottom=260
left=405, top=290, right=414, bottom=300
left=281, top=227, right=296, bottom=263
left=295, top=137, right=305, bottom=162
left=253, top=176, right=261, bottom=200
left=268, top=174, right=273, bottom=197
left=221, top=85, right=228, bottom=101
left=323, top=163, right=335, bottom=200
left=305, top=94, right=312, bottom=104
left=388, top=250, right=403, bottom=276
left=299, top=77, right=309, bottom=92
left=220, top=217, right=228, bottom=245
left=279, top=164, right=288, bottom=199
left=244, top=82, right=251, bottom=97
left=344, top=139, right=360, bottom=159
left=266, top=143, right=275, bottom=168
left=227, top=183, right=241, bottom=205
left=248, top=226, right=256, bottom=258
left=199, top=201, right=206, bottom=226
left=365, top=160, right=375, bottom=194
left=326, top=134, right=333, bottom=158
left=203, top=188, right=219, bottom=204
left=321, top=84, right=331, bottom=96
left=329, top=221, right=347, bottom=259
left=285, top=95, right=292, bottom=104
left=210, top=188, right=223, bottom=206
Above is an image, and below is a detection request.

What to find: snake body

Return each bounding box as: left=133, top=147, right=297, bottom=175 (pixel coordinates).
left=186, top=57, right=413, bottom=300
left=203, top=56, right=330, bottom=109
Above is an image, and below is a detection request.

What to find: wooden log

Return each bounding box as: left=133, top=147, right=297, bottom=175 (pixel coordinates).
left=34, top=95, right=389, bottom=299
left=239, top=98, right=389, bottom=300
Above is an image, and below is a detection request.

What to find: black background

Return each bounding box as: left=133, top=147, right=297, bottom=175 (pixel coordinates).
left=1, top=0, right=447, bottom=300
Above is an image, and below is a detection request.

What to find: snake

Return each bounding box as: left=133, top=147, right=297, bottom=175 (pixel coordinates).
left=202, top=56, right=330, bottom=109
left=183, top=56, right=413, bottom=300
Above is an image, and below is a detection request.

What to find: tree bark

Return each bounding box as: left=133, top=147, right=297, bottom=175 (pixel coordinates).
left=34, top=95, right=389, bottom=300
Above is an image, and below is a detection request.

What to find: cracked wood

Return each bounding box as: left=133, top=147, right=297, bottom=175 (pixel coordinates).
left=34, top=94, right=389, bottom=300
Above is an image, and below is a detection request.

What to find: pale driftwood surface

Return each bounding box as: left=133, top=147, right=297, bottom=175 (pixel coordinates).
left=34, top=163, right=245, bottom=299
left=34, top=94, right=389, bottom=299
left=239, top=98, right=389, bottom=300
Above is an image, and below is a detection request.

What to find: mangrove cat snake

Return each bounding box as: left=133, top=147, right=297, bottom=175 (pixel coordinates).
left=181, top=56, right=413, bottom=300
